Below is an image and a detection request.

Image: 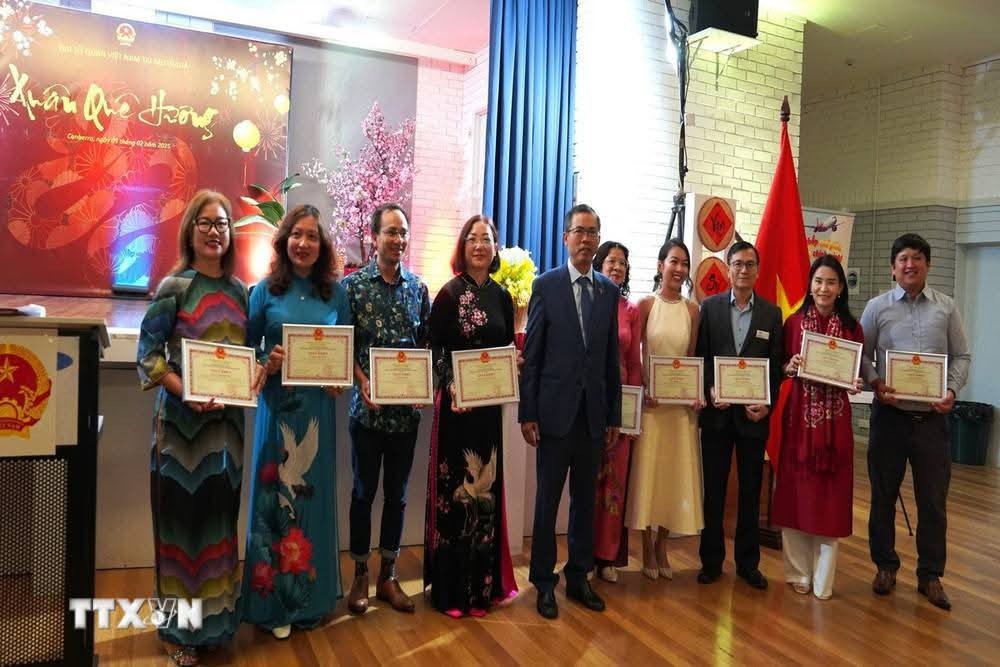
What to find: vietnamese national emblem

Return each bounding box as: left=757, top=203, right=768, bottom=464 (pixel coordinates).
left=0, top=344, right=53, bottom=439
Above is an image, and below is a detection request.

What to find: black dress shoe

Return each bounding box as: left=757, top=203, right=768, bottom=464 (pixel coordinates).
left=737, top=568, right=768, bottom=590
left=536, top=589, right=558, bottom=619
left=697, top=569, right=722, bottom=584
left=566, top=580, right=606, bottom=612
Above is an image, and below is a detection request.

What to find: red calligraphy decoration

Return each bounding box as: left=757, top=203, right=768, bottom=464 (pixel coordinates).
left=694, top=257, right=730, bottom=302
left=697, top=197, right=736, bottom=252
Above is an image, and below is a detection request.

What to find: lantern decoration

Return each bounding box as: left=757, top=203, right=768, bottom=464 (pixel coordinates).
left=233, top=120, right=261, bottom=152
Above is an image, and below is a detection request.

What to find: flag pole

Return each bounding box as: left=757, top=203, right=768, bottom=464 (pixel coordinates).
left=759, top=95, right=793, bottom=551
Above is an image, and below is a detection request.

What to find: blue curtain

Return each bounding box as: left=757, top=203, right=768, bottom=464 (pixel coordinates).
left=483, top=0, right=576, bottom=271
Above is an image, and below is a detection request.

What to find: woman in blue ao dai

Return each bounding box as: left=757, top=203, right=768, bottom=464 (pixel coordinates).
left=241, top=205, right=351, bottom=639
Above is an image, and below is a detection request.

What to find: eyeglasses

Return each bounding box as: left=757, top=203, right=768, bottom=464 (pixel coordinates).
left=465, top=237, right=494, bottom=248
left=568, top=227, right=600, bottom=239
left=729, top=260, right=758, bottom=272
left=195, top=218, right=230, bottom=234
left=381, top=228, right=409, bottom=240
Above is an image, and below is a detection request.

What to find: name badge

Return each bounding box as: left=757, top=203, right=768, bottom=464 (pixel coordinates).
left=756, top=329, right=770, bottom=340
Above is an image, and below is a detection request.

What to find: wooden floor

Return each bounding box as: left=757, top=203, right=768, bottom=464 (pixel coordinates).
left=94, top=446, right=1000, bottom=666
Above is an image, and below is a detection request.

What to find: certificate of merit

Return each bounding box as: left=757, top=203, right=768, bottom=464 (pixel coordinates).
left=369, top=347, right=434, bottom=405
left=281, top=324, right=354, bottom=387
left=648, top=356, right=704, bottom=404
left=797, top=331, right=863, bottom=391
left=714, top=356, right=770, bottom=405
left=885, top=350, right=948, bottom=403
left=181, top=339, right=257, bottom=408
left=451, top=345, right=519, bottom=409
left=620, top=384, right=643, bottom=435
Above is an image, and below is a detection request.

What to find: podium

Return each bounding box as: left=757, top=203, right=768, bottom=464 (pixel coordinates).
left=0, top=317, right=108, bottom=667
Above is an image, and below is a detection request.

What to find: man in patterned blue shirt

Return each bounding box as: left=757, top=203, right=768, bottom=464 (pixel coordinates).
left=342, top=203, right=430, bottom=615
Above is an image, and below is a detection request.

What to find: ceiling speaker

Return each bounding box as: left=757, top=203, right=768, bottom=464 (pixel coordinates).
left=690, top=0, right=759, bottom=40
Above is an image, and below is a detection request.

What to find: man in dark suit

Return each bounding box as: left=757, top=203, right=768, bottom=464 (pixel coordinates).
left=695, top=240, right=783, bottom=590
left=519, top=203, right=622, bottom=619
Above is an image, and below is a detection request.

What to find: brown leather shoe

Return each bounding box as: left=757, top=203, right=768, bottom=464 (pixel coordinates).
left=347, top=564, right=370, bottom=615
left=375, top=559, right=415, bottom=613
left=918, top=577, right=952, bottom=610
left=872, top=568, right=896, bottom=595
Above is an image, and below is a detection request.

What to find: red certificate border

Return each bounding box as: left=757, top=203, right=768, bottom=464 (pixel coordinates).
left=369, top=348, right=433, bottom=405
left=452, top=346, right=520, bottom=408
left=181, top=339, right=256, bottom=407
left=714, top=356, right=771, bottom=405
left=798, top=331, right=863, bottom=391
left=281, top=324, right=354, bottom=386
left=648, top=356, right=704, bottom=404
left=620, top=384, right=643, bottom=435
left=885, top=350, right=948, bottom=403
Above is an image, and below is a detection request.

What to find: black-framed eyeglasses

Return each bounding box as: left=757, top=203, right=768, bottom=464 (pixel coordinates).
left=195, top=218, right=230, bottom=233
left=568, top=227, right=600, bottom=239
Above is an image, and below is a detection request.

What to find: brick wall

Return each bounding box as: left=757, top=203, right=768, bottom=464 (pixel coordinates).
left=800, top=65, right=965, bottom=212
left=408, top=55, right=490, bottom=293
left=575, top=0, right=806, bottom=296
left=799, top=59, right=1000, bottom=300
left=959, top=58, right=1000, bottom=244
left=846, top=205, right=958, bottom=315
left=684, top=7, right=806, bottom=241
left=962, top=59, right=1000, bottom=205
left=461, top=48, right=490, bottom=219
left=408, top=59, right=467, bottom=292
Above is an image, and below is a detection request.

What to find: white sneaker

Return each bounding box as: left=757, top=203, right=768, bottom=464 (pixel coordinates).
left=271, top=624, right=291, bottom=639
left=598, top=566, right=618, bottom=583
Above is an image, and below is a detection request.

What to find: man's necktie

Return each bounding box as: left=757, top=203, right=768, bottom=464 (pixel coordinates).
left=578, top=275, right=593, bottom=346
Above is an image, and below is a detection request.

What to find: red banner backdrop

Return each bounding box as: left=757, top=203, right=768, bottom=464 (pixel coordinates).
left=0, top=4, right=290, bottom=296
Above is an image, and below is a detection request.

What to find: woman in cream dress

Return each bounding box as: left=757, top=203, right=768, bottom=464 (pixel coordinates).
left=626, top=239, right=704, bottom=579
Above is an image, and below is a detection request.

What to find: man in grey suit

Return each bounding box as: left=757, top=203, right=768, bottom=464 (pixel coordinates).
left=519, top=204, right=622, bottom=619
left=695, top=241, right=784, bottom=589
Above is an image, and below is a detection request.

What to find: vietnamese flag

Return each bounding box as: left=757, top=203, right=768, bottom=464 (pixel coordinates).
left=756, top=96, right=811, bottom=467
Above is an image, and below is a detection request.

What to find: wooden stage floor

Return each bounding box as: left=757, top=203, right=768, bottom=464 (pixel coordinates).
left=0, top=293, right=150, bottom=329
left=92, top=445, right=1000, bottom=666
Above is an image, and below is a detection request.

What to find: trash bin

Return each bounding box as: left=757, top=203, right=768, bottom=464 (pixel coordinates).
left=949, top=401, right=994, bottom=465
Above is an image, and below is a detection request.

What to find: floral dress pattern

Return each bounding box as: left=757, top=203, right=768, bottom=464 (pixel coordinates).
left=240, top=276, right=352, bottom=629
left=423, top=274, right=518, bottom=613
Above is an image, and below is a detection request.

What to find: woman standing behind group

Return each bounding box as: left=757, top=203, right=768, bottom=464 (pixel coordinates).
left=137, top=190, right=248, bottom=666
left=772, top=255, right=863, bottom=600
left=627, top=239, right=705, bottom=579
left=591, top=242, right=642, bottom=583
left=241, top=205, right=352, bottom=637
left=424, top=215, right=517, bottom=617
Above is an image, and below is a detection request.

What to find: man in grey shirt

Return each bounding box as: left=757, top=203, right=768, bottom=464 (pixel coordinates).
left=860, top=233, right=971, bottom=611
